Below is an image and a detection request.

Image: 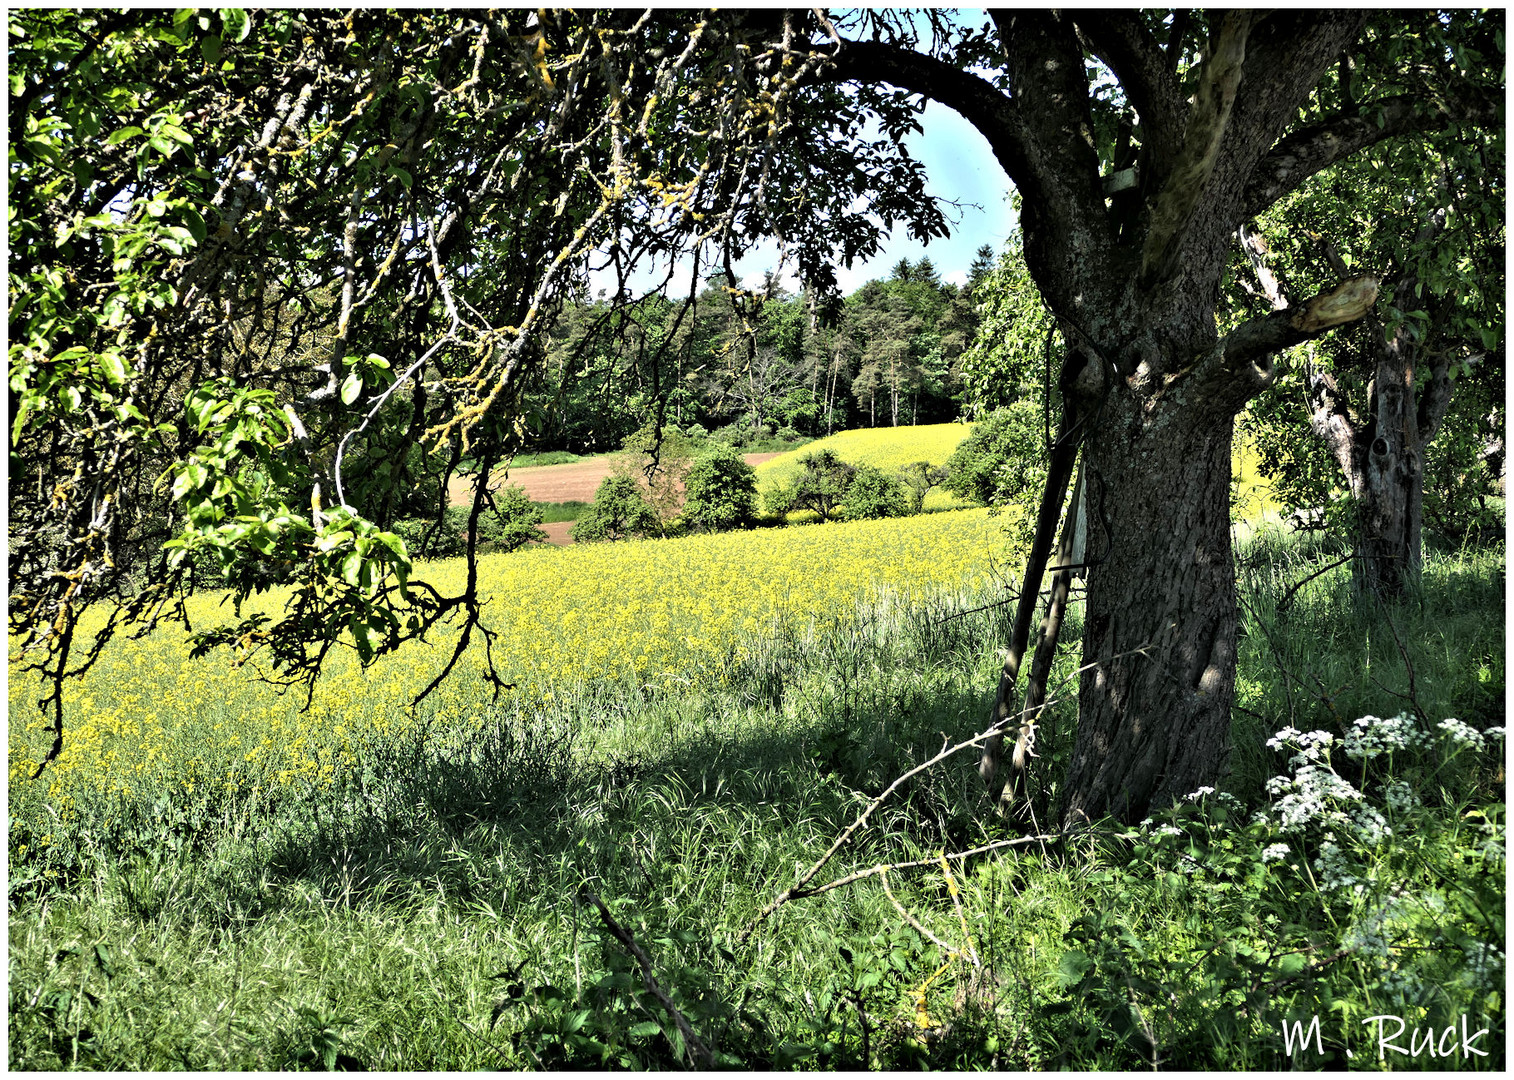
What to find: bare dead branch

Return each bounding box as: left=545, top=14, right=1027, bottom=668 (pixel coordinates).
left=581, top=889, right=716, bottom=1069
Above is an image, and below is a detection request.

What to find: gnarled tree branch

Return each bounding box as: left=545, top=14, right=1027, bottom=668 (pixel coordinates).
left=1138, top=11, right=1253, bottom=286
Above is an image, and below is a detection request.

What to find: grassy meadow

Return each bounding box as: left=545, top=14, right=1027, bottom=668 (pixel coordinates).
left=8, top=492, right=1505, bottom=1068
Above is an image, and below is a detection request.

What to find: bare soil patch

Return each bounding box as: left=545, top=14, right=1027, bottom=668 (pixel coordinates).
left=449, top=452, right=783, bottom=546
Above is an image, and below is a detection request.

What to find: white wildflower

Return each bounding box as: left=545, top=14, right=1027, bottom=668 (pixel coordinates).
left=1437, top=717, right=1486, bottom=750
left=1185, top=785, right=1216, bottom=801
left=1261, top=842, right=1290, bottom=863
left=1380, top=780, right=1421, bottom=814
left=1343, top=893, right=1408, bottom=958
left=1265, top=726, right=1303, bottom=750
left=1342, top=712, right=1429, bottom=760
left=1315, top=837, right=1360, bottom=892
left=1269, top=763, right=1363, bottom=832
left=1461, top=942, right=1505, bottom=993
left=1268, top=727, right=1337, bottom=768
left=1348, top=803, right=1392, bottom=845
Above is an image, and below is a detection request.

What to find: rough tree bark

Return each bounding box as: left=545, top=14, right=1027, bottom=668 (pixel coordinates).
left=826, top=10, right=1499, bottom=824
left=1302, top=213, right=1458, bottom=597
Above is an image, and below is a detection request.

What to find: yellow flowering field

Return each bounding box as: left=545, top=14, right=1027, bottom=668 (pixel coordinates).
left=756, top=423, right=975, bottom=511
left=9, top=509, right=1015, bottom=808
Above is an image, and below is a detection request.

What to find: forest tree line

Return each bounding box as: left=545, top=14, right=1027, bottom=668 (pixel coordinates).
left=525, top=250, right=995, bottom=453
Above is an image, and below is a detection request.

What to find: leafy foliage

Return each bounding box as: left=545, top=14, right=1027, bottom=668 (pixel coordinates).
left=955, top=233, right=1053, bottom=419
left=681, top=445, right=759, bottom=532
left=390, top=485, right=546, bottom=560
left=1231, top=10, right=1505, bottom=559
left=571, top=476, right=662, bottom=544
left=843, top=466, right=910, bottom=521
left=781, top=449, right=857, bottom=522
left=942, top=403, right=1048, bottom=510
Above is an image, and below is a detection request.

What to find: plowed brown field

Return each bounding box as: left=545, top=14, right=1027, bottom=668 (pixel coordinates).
left=449, top=452, right=783, bottom=546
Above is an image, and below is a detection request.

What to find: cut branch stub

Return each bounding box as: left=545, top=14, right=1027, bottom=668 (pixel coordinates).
left=1290, top=275, right=1379, bottom=333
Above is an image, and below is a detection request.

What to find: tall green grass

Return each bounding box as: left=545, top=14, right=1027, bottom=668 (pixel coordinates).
left=535, top=499, right=590, bottom=523
left=9, top=531, right=1504, bottom=1069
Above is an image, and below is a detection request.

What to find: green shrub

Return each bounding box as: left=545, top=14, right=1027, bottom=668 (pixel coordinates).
left=942, top=401, right=1044, bottom=507
left=478, top=484, right=548, bottom=552
left=391, top=506, right=471, bottom=559
left=681, top=444, right=758, bottom=532
left=790, top=448, right=855, bottom=521
left=571, top=475, right=661, bottom=542
left=843, top=465, right=909, bottom=520
left=897, top=461, right=949, bottom=514
left=763, top=483, right=798, bottom=519
left=711, top=421, right=749, bottom=448
left=393, top=487, right=546, bottom=559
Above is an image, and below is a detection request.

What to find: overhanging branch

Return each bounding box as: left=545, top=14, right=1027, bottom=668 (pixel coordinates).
left=1241, top=86, right=1503, bottom=223
left=1222, top=275, right=1380, bottom=370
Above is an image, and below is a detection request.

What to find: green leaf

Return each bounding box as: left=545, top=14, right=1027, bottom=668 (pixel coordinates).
left=219, top=8, right=251, bottom=42
left=389, top=166, right=412, bottom=190
left=340, top=371, right=362, bottom=405
left=98, top=351, right=128, bottom=387
left=246, top=527, right=275, bottom=556
left=201, top=34, right=222, bottom=64
left=627, top=1021, right=662, bottom=1039
left=106, top=126, right=144, bottom=146
left=1056, top=948, right=1092, bottom=988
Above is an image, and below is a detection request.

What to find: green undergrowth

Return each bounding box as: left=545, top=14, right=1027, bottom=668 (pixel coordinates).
left=9, top=531, right=1504, bottom=1069
left=534, top=499, right=590, bottom=523
left=506, top=450, right=588, bottom=468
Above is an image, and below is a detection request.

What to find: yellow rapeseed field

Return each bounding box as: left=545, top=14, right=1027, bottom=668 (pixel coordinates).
left=9, top=509, right=1015, bottom=809
left=756, top=423, right=976, bottom=512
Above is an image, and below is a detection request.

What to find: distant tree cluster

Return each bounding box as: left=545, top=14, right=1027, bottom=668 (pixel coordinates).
left=528, top=257, right=982, bottom=455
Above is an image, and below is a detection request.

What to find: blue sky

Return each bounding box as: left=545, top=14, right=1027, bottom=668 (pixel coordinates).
left=590, top=99, right=1022, bottom=299
left=723, top=99, right=1019, bottom=294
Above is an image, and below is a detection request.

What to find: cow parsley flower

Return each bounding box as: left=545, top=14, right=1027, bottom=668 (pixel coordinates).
left=1267, top=763, right=1362, bottom=832
left=1380, top=780, right=1421, bottom=814
left=1461, top=942, right=1505, bottom=993
left=1348, top=803, right=1392, bottom=845
left=1437, top=717, right=1487, bottom=750
left=1315, top=836, right=1361, bottom=892
left=1342, top=712, right=1429, bottom=760
left=1342, top=892, right=1408, bottom=958
left=1261, top=842, right=1290, bottom=863
left=1267, top=727, right=1336, bottom=767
